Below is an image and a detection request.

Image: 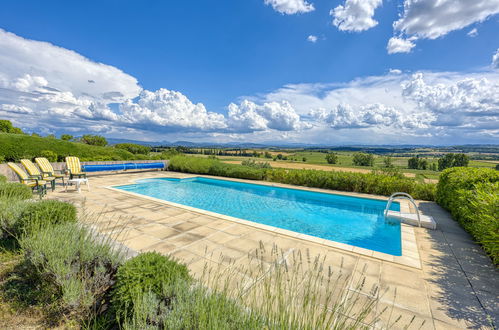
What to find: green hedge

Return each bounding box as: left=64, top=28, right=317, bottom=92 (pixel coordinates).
left=436, top=167, right=499, bottom=264
left=169, top=156, right=436, bottom=200
left=0, top=132, right=134, bottom=162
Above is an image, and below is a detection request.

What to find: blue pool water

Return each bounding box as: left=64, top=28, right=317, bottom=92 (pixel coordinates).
left=115, top=177, right=401, bottom=255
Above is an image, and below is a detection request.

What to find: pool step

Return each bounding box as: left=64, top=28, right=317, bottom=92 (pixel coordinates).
left=386, top=210, right=437, bottom=230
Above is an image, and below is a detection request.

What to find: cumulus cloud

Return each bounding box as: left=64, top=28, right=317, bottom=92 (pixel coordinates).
left=120, top=89, right=227, bottom=131
left=387, top=37, right=416, bottom=54
left=310, top=103, right=432, bottom=129
left=402, top=73, right=499, bottom=121
left=331, top=0, right=382, bottom=32
left=493, top=49, right=499, bottom=69
left=393, top=0, right=499, bottom=40
left=264, top=0, right=314, bottom=14
left=228, top=100, right=305, bottom=132
left=307, top=35, right=318, bottom=43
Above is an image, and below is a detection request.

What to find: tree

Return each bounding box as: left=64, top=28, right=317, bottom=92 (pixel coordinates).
left=264, top=151, right=272, bottom=159
left=61, top=134, right=73, bottom=141
left=46, top=134, right=56, bottom=139
left=325, top=153, right=338, bottom=164
left=80, top=134, right=108, bottom=146
left=276, top=154, right=283, bottom=160
left=438, top=153, right=469, bottom=171
left=352, top=153, right=374, bottom=166
left=383, top=157, right=393, bottom=168
left=408, top=156, right=428, bottom=170
left=0, top=119, right=23, bottom=134
left=302, top=157, right=307, bottom=162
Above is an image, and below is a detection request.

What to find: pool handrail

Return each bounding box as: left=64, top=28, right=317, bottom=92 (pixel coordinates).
left=384, top=192, right=422, bottom=227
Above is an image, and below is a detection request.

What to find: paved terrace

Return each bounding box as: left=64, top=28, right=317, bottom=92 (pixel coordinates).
left=48, top=171, right=498, bottom=329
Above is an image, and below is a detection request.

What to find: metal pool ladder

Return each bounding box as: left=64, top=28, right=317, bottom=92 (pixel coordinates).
left=384, top=192, right=422, bottom=227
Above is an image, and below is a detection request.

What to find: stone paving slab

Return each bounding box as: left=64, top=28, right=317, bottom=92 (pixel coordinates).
left=47, top=171, right=498, bottom=329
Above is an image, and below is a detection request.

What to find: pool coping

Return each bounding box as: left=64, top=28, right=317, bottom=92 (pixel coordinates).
left=106, top=173, right=421, bottom=269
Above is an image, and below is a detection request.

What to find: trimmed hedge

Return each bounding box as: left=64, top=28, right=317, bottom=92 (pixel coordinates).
left=0, top=132, right=134, bottom=162
left=169, top=156, right=436, bottom=200
left=436, top=167, right=499, bottom=264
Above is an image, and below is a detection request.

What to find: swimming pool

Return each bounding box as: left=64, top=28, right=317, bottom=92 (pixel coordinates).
left=115, top=177, right=402, bottom=255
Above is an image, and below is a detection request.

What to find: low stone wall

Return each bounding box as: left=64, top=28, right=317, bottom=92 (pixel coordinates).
left=0, top=160, right=170, bottom=182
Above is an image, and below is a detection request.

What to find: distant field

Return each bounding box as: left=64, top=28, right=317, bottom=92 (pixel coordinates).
left=188, top=150, right=498, bottom=183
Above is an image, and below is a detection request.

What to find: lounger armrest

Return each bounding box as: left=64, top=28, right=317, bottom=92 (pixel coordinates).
left=28, top=174, right=42, bottom=180
left=54, top=169, right=65, bottom=174
left=41, top=171, right=53, bottom=176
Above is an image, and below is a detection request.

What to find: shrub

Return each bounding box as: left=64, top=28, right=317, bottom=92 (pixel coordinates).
left=0, top=174, right=6, bottom=183
left=352, top=153, right=374, bottom=166
left=436, top=167, right=499, bottom=264
left=0, top=182, right=33, bottom=200
left=111, top=252, right=191, bottom=321
left=14, top=200, right=77, bottom=237
left=20, top=223, right=124, bottom=321
left=40, top=150, right=58, bottom=162
left=0, top=198, right=27, bottom=238
left=325, top=153, right=338, bottom=164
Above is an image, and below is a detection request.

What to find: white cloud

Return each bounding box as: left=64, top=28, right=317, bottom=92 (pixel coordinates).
left=467, top=28, right=478, bottom=37
left=493, top=49, right=499, bottom=69
left=228, top=100, right=305, bottom=132
left=402, top=73, right=499, bottom=118
left=0, top=29, right=141, bottom=101
left=393, top=0, right=499, bottom=40
left=310, top=103, right=424, bottom=129
left=264, top=0, right=314, bottom=14
left=387, top=37, right=416, bottom=54
left=307, top=35, right=318, bottom=43
left=1, top=29, right=498, bottom=144
left=257, top=70, right=499, bottom=142
left=331, top=0, right=382, bottom=32
left=120, top=89, right=227, bottom=131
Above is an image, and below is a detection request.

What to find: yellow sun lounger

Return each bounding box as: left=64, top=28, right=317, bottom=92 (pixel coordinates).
left=35, top=157, right=65, bottom=186
left=7, top=162, right=47, bottom=198
left=65, top=156, right=87, bottom=180
left=21, top=159, right=57, bottom=191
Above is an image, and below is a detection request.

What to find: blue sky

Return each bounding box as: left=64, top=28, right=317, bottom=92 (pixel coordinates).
left=0, top=0, right=498, bottom=144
